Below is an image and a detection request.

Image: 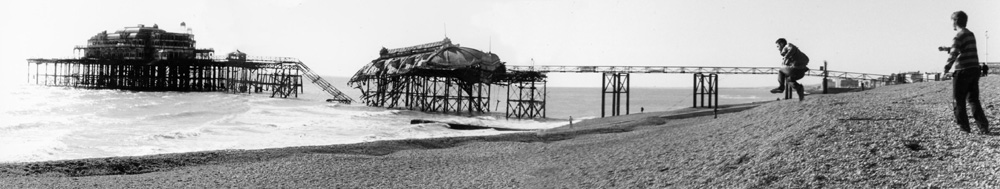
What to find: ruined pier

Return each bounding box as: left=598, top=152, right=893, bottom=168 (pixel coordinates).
left=27, top=24, right=353, bottom=103
left=348, top=38, right=547, bottom=118
left=349, top=39, right=904, bottom=119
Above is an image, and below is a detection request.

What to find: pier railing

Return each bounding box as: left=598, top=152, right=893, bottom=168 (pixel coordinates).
left=508, top=65, right=889, bottom=81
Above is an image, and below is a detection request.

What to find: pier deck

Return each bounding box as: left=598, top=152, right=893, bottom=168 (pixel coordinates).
left=28, top=57, right=354, bottom=103
left=27, top=24, right=354, bottom=103
left=507, top=65, right=889, bottom=80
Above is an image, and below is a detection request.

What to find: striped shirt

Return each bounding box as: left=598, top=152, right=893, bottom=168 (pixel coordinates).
left=951, top=28, right=980, bottom=70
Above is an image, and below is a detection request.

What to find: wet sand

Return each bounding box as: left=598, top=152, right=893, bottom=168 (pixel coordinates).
left=3, top=76, right=1000, bottom=188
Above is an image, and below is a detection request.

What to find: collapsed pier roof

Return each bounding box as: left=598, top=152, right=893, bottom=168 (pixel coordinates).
left=348, top=38, right=508, bottom=85
left=80, top=24, right=215, bottom=61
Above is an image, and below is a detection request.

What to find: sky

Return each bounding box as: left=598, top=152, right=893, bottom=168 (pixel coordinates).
left=2, top=0, right=999, bottom=88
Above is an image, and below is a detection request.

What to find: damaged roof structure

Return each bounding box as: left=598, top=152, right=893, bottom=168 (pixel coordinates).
left=347, top=38, right=547, bottom=118
left=348, top=38, right=508, bottom=85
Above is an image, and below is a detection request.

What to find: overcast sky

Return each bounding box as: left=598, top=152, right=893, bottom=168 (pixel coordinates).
left=2, top=0, right=998, bottom=87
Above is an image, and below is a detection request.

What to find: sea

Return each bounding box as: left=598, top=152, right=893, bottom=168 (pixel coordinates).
left=0, top=76, right=776, bottom=163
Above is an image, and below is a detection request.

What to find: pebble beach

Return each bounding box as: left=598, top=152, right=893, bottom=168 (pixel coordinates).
left=2, top=76, right=1000, bottom=188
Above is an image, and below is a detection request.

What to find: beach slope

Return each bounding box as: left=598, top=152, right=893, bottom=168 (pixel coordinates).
left=3, top=77, right=1000, bottom=188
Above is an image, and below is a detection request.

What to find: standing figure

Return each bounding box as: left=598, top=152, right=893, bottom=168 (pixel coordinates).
left=982, top=63, right=989, bottom=77
left=769, top=38, right=810, bottom=101
left=942, top=11, right=989, bottom=134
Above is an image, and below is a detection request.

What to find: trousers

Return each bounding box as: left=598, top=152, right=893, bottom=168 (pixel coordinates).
left=952, top=67, right=989, bottom=131
left=778, top=66, right=808, bottom=88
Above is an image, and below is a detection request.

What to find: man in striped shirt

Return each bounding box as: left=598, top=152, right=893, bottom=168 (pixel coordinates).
left=943, top=11, right=989, bottom=134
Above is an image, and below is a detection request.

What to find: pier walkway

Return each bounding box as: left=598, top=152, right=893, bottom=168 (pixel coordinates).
left=507, top=64, right=893, bottom=117
left=508, top=65, right=888, bottom=80
left=27, top=57, right=355, bottom=104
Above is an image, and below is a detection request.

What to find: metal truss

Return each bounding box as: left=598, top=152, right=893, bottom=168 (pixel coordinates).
left=27, top=58, right=304, bottom=98
left=508, top=65, right=889, bottom=81
left=505, top=80, right=546, bottom=119
left=602, top=72, right=629, bottom=117
left=356, top=75, right=491, bottom=115
left=693, top=73, right=718, bottom=108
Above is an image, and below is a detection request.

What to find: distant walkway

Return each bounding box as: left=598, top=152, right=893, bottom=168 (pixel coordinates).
left=508, top=65, right=888, bottom=80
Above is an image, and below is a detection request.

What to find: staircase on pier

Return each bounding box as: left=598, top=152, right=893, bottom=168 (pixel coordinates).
left=295, top=61, right=354, bottom=104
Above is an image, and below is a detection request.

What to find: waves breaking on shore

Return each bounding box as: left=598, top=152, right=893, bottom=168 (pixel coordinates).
left=0, top=85, right=562, bottom=163
left=0, top=77, right=775, bottom=163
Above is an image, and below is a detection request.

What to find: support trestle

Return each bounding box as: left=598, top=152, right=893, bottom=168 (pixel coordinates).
left=358, top=75, right=492, bottom=115
left=505, top=80, right=546, bottom=119
left=693, top=73, right=719, bottom=108
left=28, top=61, right=303, bottom=98
left=602, top=72, right=630, bottom=117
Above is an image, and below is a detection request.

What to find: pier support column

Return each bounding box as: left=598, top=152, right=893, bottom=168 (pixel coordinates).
left=784, top=84, right=793, bottom=99
left=356, top=75, right=498, bottom=116
left=822, top=61, right=829, bottom=94
left=506, top=80, right=547, bottom=119
left=692, top=73, right=718, bottom=108
left=602, top=72, right=630, bottom=117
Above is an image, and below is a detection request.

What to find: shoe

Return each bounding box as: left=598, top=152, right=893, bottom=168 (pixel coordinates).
left=770, top=87, right=784, bottom=94
left=959, top=125, right=972, bottom=133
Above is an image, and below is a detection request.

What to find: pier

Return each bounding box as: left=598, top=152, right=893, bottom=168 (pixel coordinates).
left=347, top=39, right=901, bottom=119
left=348, top=38, right=547, bottom=118
left=32, top=25, right=979, bottom=119
left=508, top=64, right=891, bottom=117
left=26, top=24, right=354, bottom=103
